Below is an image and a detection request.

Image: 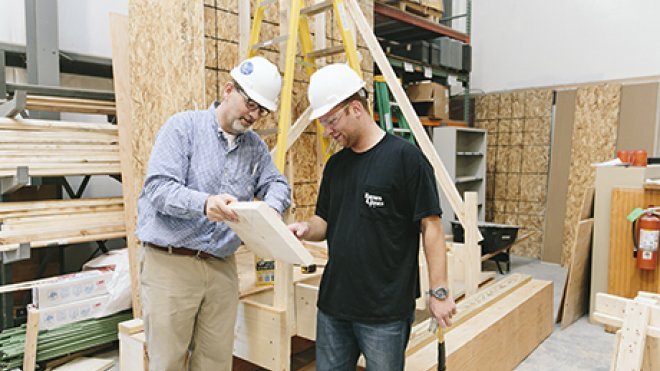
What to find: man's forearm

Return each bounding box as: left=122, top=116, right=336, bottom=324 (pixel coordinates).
left=422, top=216, right=449, bottom=289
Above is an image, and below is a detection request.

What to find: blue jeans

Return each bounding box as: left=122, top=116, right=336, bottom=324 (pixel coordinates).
left=316, top=309, right=414, bottom=371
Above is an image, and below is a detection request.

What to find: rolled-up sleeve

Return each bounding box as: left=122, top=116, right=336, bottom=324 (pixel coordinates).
left=142, top=115, right=209, bottom=218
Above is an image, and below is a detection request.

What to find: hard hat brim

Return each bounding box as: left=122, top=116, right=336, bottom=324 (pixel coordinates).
left=309, top=82, right=365, bottom=120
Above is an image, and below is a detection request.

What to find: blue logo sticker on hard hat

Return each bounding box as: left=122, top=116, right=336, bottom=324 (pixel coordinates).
left=240, top=61, right=254, bottom=75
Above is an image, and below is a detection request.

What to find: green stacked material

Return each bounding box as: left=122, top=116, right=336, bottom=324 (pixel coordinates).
left=0, top=311, right=131, bottom=370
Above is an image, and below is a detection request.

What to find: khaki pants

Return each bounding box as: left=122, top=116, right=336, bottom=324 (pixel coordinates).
left=139, top=245, right=238, bottom=371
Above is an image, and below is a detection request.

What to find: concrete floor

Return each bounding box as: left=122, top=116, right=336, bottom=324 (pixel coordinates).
left=486, top=255, right=616, bottom=371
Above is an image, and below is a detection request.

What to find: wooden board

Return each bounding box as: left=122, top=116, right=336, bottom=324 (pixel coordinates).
left=110, top=12, right=141, bottom=319
left=405, top=279, right=553, bottom=370
left=226, top=202, right=314, bottom=266
left=52, top=357, right=114, bottom=371
left=560, top=218, right=594, bottom=329
left=617, top=82, right=660, bottom=154
left=561, top=84, right=621, bottom=266
left=608, top=188, right=660, bottom=298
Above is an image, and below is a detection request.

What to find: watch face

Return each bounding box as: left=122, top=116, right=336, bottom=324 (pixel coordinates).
left=431, top=287, right=448, bottom=300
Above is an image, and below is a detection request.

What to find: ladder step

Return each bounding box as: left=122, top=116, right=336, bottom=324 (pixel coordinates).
left=307, top=45, right=345, bottom=59
left=393, top=128, right=412, bottom=133
left=301, top=0, right=333, bottom=16
left=258, top=0, right=277, bottom=9
left=390, top=102, right=399, bottom=107
left=251, top=35, right=289, bottom=50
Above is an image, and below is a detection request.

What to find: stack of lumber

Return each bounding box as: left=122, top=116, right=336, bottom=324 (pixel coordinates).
left=0, top=311, right=131, bottom=370
left=24, top=95, right=116, bottom=116
left=0, top=117, right=120, bottom=178
left=0, top=197, right=126, bottom=252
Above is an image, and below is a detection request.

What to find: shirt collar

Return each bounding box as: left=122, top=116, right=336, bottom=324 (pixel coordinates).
left=210, top=101, right=245, bottom=145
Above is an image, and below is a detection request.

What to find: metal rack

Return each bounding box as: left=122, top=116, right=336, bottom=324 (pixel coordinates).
left=0, top=1, right=121, bottom=330
left=373, top=0, right=472, bottom=123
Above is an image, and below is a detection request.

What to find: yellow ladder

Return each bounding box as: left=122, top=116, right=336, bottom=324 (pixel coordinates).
left=246, top=0, right=363, bottom=171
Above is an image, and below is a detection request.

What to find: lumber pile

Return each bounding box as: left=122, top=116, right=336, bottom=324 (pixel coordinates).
left=24, top=95, right=116, bottom=116
left=0, top=117, right=120, bottom=178
left=0, top=197, right=126, bottom=252
left=0, top=311, right=131, bottom=370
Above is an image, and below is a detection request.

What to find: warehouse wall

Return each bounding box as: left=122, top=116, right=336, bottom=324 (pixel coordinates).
left=470, top=0, right=660, bottom=92
left=0, top=0, right=128, bottom=58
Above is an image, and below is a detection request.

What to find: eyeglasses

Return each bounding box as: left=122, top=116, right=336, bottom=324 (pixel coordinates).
left=234, top=83, right=271, bottom=117
left=319, top=102, right=351, bottom=128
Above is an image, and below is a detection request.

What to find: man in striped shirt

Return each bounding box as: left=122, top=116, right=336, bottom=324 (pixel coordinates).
left=136, top=57, right=290, bottom=370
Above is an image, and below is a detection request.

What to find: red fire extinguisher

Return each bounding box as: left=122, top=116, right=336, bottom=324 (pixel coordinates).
left=633, top=206, right=660, bottom=271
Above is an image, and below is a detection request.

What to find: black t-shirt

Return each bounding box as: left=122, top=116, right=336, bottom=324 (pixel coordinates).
left=315, top=133, right=442, bottom=322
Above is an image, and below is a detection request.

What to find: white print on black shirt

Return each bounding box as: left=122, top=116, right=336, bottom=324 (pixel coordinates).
left=364, top=192, right=384, bottom=208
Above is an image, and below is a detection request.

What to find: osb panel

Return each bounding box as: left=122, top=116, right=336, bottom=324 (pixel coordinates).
left=204, top=6, right=216, bottom=37
left=294, top=205, right=315, bottom=222
left=291, top=133, right=318, bottom=183
left=511, top=119, right=523, bottom=132
left=499, top=132, right=511, bottom=146
left=494, top=174, right=507, bottom=200
left=217, top=40, right=239, bottom=71
left=520, top=174, right=547, bottom=202
left=248, top=0, right=279, bottom=23
left=130, top=0, right=205, bottom=204
left=486, top=174, right=495, bottom=200
left=524, top=89, right=553, bottom=117
left=499, top=93, right=513, bottom=118
left=205, top=37, right=218, bottom=69
left=523, top=117, right=551, bottom=145
left=498, top=119, right=511, bottom=133
left=512, top=91, right=525, bottom=118
left=506, top=174, right=521, bottom=201
left=493, top=200, right=506, bottom=213
left=505, top=201, right=519, bottom=214
left=216, top=10, right=239, bottom=42
left=511, top=230, right=542, bottom=258
left=293, top=182, right=318, bottom=207
left=495, top=147, right=509, bottom=173
left=521, top=146, right=549, bottom=173
left=486, top=147, right=497, bottom=173
left=216, top=0, right=236, bottom=12
left=485, top=94, right=500, bottom=119
left=518, top=201, right=545, bottom=215
left=205, top=69, right=219, bottom=106
left=475, top=96, right=487, bottom=120
left=561, top=83, right=621, bottom=266
left=510, top=132, right=523, bottom=146
left=508, top=146, right=522, bottom=173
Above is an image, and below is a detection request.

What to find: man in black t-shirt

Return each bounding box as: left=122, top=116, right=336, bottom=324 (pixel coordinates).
left=288, top=64, right=456, bottom=371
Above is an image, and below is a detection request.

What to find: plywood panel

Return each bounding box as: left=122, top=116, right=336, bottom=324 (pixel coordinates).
left=608, top=188, right=660, bottom=299
left=617, top=82, right=660, bottom=154
left=561, top=84, right=621, bottom=266
left=560, top=219, right=594, bottom=329
left=512, top=91, right=525, bottom=118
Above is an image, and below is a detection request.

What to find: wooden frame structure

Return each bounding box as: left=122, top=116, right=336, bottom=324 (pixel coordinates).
left=593, top=292, right=660, bottom=370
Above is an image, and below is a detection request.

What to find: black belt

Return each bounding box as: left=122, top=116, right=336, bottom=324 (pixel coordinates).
left=146, top=243, right=220, bottom=260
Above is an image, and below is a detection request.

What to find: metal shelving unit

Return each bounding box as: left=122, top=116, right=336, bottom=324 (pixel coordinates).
left=373, top=0, right=472, bottom=123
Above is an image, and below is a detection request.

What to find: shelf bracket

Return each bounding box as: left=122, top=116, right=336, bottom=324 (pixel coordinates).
left=1, top=166, right=30, bottom=195
left=0, top=90, right=27, bottom=118
left=2, top=243, right=31, bottom=264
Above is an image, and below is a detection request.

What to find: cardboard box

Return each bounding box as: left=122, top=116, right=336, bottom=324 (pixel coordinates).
left=39, top=294, right=109, bottom=330
left=406, top=81, right=449, bottom=119
left=32, top=269, right=112, bottom=309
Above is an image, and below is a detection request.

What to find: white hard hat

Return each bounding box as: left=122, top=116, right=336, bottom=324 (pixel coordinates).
left=230, top=56, right=282, bottom=111
left=308, top=64, right=365, bottom=119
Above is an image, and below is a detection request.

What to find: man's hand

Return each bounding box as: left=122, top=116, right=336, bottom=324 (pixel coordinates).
left=288, top=222, right=310, bottom=240
left=430, top=295, right=457, bottom=328
left=205, top=194, right=239, bottom=222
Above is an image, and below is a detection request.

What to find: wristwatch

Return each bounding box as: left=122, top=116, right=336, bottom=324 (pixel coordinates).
left=428, top=287, right=449, bottom=300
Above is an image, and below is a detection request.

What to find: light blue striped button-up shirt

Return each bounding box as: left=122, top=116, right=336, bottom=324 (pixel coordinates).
left=136, top=102, right=291, bottom=258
